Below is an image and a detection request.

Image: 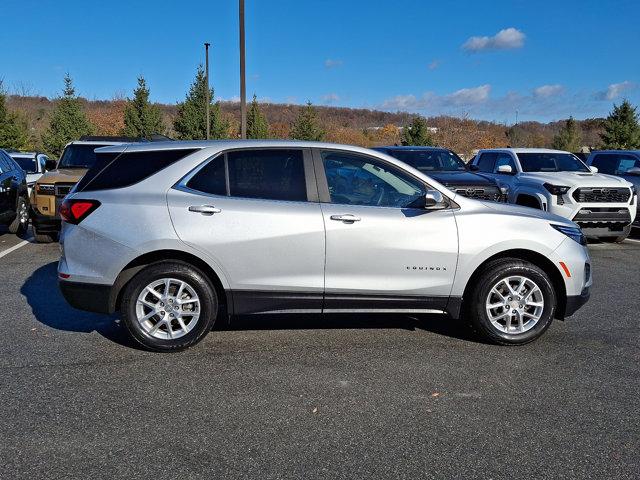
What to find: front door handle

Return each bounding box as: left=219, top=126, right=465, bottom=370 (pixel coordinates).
left=330, top=214, right=361, bottom=223
left=188, top=205, right=221, bottom=216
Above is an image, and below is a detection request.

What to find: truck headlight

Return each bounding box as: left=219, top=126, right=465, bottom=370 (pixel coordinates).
left=551, top=224, right=586, bottom=246
left=36, top=183, right=55, bottom=195
left=543, top=183, right=570, bottom=195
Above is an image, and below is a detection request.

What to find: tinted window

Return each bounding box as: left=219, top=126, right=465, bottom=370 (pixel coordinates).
left=476, top=153, right=497, bottom=172
left=322, top=151, right=425, bottom=208
left=592, top=154, right=640, bottom=175
left=0, top=152, right=14, bottom=172
left=77, top=149, right=199, bottom=192
left=383, top=149, right=466, bottom=172
left=58, top=144, right=109, bottom=169
left=494, top=153, right=516, bottom=173
left=227, top=149, right=307, bottom=201
left=517, top=152, right=589, bottom=172
left=186, top=157, right=226, bottom=195
left=12, top=156, right=37, bottom=173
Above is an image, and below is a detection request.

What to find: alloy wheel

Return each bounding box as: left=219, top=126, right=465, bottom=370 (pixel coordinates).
left=485, top=275, right=544, bottom=334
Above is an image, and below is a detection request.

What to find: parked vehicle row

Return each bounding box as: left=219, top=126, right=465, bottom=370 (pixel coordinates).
left=57, top=140, right=593, bottom=352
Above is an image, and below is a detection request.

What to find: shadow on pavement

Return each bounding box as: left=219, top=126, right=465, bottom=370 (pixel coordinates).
left=20, top=261, right=137, bottom=349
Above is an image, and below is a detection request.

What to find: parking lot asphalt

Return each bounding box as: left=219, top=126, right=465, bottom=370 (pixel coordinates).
left=0, top=228, right=639, bottom=480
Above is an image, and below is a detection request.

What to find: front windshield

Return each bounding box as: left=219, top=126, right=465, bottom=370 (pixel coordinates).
left=384, top=149, right=466, bottom=172
left=58, top=144, right=102, bottom=169
left=11, top=156, right=37, bottom=173
left=517, top=152, right=590, bottom=173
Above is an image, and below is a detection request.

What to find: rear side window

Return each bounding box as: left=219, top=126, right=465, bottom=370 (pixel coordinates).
left=77, top=149, right=199, bottom=192
left=186, top=157, right=226, bottom=195
left=476, top=153, right=497, bottom=172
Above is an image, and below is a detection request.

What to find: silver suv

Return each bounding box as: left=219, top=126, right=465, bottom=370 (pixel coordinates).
left=58, top=141, right=592, bottom=351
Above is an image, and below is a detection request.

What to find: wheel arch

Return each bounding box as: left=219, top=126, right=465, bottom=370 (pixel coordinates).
left=515, top=192, right=543, bottom=209
left=458, top=248, right=567, bottom=320
left=110, top=249, right=231, bottom=316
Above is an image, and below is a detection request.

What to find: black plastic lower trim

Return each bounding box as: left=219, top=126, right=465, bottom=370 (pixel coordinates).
left=233, top=291, right=323, bottom=314
left=323, top=293, right=448, bottom=311
left=564, top=287, right=591, bottom=317
left=30, top=207, right=61, bottom=233
left=59, top=281, right=113, bottom=314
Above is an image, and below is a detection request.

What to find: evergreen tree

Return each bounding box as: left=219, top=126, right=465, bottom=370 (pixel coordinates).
left=42, top=75, right=94, bottom=157
left=0, top=86, right=29, bottom=150
left=552, top=116, right=582, bottom=151
left=600, top=100, right=640, bottom=149
left=122, top=76, right=165, bottom=139
left=290, top=101, right=324, bottom=141
left=246, top=94, right=269, bottom=139
left=401, top=116, right=434, bottom=146
left=173, top=65, right=228, bottom=140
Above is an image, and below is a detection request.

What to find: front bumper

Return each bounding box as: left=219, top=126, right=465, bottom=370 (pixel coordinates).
left=59, top=280, right=114, bottom=314
left=564, top=286, right=591, bottom=317
left=30, top=206, right=61, bottom=233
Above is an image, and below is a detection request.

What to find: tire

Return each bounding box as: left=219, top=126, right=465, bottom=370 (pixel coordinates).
left=121, top=261, right=218, bottom=352
left=8, top=196, right=28, bottom=235
left=464, top=258, right=556, bottom=345
left=33, top=228, right=57, bottom=243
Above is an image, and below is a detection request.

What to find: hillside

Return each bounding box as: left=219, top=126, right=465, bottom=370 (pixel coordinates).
left=6, top=94, right=605, bottom=158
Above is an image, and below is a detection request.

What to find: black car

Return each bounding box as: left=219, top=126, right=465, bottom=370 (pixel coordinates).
left=374, top=146, right=507, bottom=202
left=0, top=149, right=29, bottom=235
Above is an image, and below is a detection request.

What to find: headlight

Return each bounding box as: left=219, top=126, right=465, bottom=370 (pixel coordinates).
left=500, top=186, right=509, bottom=195
left=36, top=183, right=55, bottom=194
left=551, top=224, right=586, bottom=246
left=544, top=183, right=570, bottom=195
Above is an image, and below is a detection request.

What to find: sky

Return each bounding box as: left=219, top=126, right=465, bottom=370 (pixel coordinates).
left=1, top=0, right=639, bottom=123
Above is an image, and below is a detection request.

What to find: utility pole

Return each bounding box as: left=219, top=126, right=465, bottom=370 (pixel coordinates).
left=204, top=42, right=211, bottom=140
left=239, top=0, right=247, bottom=139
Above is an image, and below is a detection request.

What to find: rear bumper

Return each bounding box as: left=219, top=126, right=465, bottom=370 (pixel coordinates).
left=564, top=286, right=591, bottom=317
left=30, top=206, right=61, bottom=233
left=59, top=280, right=114, bottom=314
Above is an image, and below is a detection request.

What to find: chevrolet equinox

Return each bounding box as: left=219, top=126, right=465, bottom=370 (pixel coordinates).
left=58, top=141, right=592, bottom=351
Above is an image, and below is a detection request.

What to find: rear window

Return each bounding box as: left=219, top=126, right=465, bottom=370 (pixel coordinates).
left=76, top=149, right=199, bottom=192
left=11, top=156, right=37, bottom=173
left=58, top=144, right=107, bottom=169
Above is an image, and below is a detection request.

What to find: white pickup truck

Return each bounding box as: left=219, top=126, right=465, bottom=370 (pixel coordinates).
left=470, top=148, right=637, bottom=242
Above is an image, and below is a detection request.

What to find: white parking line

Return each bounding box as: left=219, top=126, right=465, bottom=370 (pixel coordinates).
left=625, top=238, right=640, bottom=244
left=0, top=238, right=33, bottom=259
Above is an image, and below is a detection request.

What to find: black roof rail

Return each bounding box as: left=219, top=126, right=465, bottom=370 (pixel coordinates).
left=78, top=134, right=174, bottom=142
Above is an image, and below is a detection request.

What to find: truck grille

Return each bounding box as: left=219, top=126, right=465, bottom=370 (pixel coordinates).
left=55, top=183, right=75, bottom=198
left=453, top=185, right=502, bottom=202
left=572, top=187, right=631, bottom=203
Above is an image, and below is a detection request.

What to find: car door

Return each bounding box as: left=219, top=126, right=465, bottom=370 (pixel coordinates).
left=314, top=148, right=458, bottom=312
left=167, top=148, right=326, bottom=314
left=491, top=152, right=519, bottom=193
left=0, top=153, right=15, bottom=221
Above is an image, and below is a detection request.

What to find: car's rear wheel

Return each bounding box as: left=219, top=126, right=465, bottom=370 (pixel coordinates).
left=464, top=258, right=556, bottom=345
left=121, top=261, right=218, bottom=352
left=8, top=196, right=28, bottom=235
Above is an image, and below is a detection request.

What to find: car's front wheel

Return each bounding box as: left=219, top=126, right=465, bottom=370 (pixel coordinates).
left=464, top=258, right=556, bottom=345
left=8, top=196, right=28, bottom=236
left=121, top=261, right=219, bottom=352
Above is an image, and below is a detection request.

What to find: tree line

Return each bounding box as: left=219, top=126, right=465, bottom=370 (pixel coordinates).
left=1, top=67, right=640, bottom=157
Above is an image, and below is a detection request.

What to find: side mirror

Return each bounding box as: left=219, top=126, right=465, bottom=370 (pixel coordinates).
left=626, top=167, right=640, bottom=176
left=468, top=164, right=480, bottom=171
left=589, top=165, right=598, bottom=173
left=424, top=190, right=447, bottom=210
left=497, top=164, right=513, bottom=174
left=45, top=159, right=57, bottom=171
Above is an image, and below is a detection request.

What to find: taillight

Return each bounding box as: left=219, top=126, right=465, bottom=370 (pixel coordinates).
left=59, top=199, right=101, bottom=224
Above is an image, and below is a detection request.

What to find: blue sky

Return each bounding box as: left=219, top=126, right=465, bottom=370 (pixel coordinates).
left=1, top=0, right=639, bottom=123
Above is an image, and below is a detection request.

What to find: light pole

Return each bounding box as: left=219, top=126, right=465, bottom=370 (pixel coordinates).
left=239, top=0, right=247, bottom=139
left=204, top=42, right=211, bottom=140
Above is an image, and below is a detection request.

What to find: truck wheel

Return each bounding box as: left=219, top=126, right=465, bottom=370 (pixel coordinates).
left=464, top=258, right=556, bottom=345
left=121, top=261, right=219, bottom=352
left=8, top=197, right=29, bottom=236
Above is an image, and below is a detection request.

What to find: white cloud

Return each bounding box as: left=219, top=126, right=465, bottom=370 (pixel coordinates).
left=322, top=93, right=340, bottom=104
left=225, top=96, right=241, bottom=103
left=533, top=84, right=564, bottom=98
left=381, top=85, right=491, bottom=110
left=382, top=94, right=418, bottom=110
left=462, top=27, right=525, bottom=52
left=447, top=85, right=491, bottom=105
left=598, top=81, right=636, bottom=101
left=324, top=58, right=343, bottom=68
left=428, top=60, right=440, bottom=71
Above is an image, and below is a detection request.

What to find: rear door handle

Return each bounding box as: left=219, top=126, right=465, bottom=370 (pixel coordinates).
left=330, top=214, right=361, bottom=223
left=188, top=205, right=221, bottom=216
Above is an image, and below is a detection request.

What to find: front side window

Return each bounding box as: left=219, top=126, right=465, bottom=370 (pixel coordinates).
left=494, top=154, right=516, bottom=173
left=592, top=154, right=639, bottom=175
left=322, top=151, right=425, bottom=208
left=517, top=152, right=590, bottom=173
left=384, top=149, right=466, bottom=172
left=476, top=153, right=497, bottom=172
